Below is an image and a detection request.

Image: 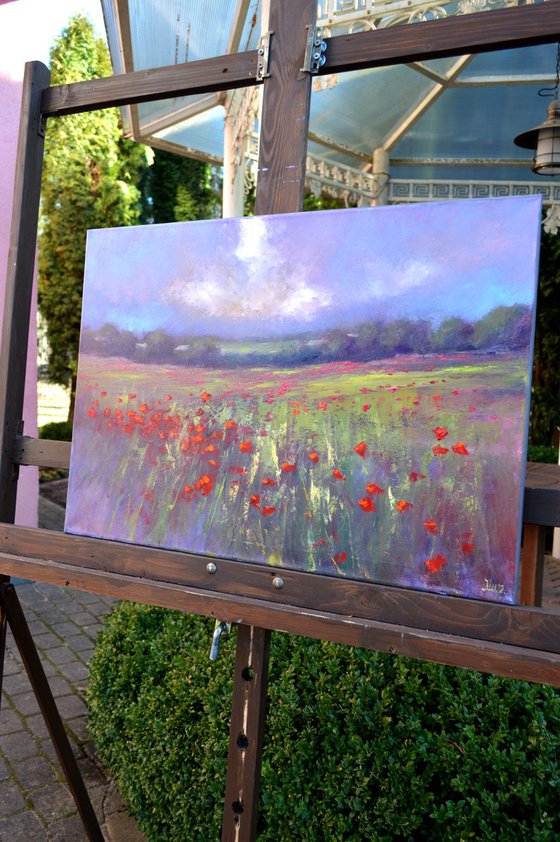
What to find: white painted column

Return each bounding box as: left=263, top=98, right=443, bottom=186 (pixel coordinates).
left=222, top=101, right=246, bottom=218
left=372, top=147, right=390, bottom=206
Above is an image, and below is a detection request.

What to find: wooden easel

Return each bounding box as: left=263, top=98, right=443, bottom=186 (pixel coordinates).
left=2, top=2, right=560, bottom=840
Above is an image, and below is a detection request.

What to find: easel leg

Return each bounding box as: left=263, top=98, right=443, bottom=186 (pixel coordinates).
left=0, top=583, right=104, bottom=842
left=0, top=583, right=7, bottom=704
left=222, top=624, right=271, bottom=842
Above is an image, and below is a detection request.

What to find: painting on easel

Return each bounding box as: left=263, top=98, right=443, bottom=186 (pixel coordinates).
left=65, top=196, right=541, bottom=603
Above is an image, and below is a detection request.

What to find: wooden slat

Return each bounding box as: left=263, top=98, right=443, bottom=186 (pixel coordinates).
left=321, top=3, right=560, bottom=75
left=14, top=437, right=71, bottom=469
left=41, top=51, right=260, bottom=117
left=520, top=523, right=546, bottom=606
left=0, top=551, right=559, bottom=685
left=0, top=62, right=50, bottom=523
left=3, top=523, right=560, bottom=653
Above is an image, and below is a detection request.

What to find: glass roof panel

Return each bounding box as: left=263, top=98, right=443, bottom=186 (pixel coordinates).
left=392, top=81, right=552, bottom=162
left=310, top=65, right=436, bottom=155
left=459, top=43, right=558, bottom=78
left=128, top=0, right=238, bottom=69
left=155, top=106, right=226, bottom=161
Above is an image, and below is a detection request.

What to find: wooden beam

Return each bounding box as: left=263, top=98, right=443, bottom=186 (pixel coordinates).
left=254, top=0, right=315, bottom=214
left=2, top=523, right=560, bottom=655
left=41, top=51, right=260, bottom=118
left=321, top=3, right=560, bottom=75
left=0, top=551, right=559, bottom=686
left=0, top=62, right=50, bottom=523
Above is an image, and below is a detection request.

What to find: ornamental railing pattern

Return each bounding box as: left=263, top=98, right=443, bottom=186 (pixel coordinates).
left=316, top=0, right=539, bottom=34
left=389, top=178, right=560, bottom=203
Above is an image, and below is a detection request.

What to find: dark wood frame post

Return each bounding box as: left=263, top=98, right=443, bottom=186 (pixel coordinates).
left=222, top=3, right=316, bottom=836
left=0, top=63, right=104, bottom=841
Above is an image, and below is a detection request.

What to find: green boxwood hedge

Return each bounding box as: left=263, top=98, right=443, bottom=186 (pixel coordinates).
left=88, top=603, right=560, bottom=841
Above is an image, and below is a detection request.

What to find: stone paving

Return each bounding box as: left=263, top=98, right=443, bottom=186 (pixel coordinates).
left=0, top=484, right=145, bottom=841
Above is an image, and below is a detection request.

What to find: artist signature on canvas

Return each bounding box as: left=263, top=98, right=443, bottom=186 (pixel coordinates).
left=481, top=579, right=505, bottom=595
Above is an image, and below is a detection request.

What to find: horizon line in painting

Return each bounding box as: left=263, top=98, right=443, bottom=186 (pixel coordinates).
left=65, top=196, right=542, bottom=604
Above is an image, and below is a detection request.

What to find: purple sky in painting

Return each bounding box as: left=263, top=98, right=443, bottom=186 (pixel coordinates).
left=81, top=196, right=541, bottom=341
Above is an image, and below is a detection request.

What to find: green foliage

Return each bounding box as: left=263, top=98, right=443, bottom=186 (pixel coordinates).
left=38, top=15, right=148, bottom=402
left=527, top=444, right=558, bottom=464
left=531, top=228, right=560, bottom=445
left=38, top=420, right=73, bottom=441
left=89, top=603, right=560, bottom=841
left=141, top=148, right=216, bottom=224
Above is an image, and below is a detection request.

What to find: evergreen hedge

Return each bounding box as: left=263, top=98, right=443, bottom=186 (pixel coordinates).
left=88, top=602, right=560, bottom=841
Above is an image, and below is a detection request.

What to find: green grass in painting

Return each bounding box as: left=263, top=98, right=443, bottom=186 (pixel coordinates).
left=66, top=352, right=529, bottom=601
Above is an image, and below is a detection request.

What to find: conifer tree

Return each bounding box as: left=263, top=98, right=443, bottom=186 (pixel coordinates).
left=38, top=15, right=147, bottom=416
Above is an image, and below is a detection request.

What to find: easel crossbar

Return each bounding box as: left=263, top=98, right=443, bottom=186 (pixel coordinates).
left=0, top=523, right=560, bottom=653
left=0, top=552, right=558, bottom=686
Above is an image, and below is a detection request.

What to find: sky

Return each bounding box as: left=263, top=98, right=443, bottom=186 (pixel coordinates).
left=0, top=0, right=106, bottom=79
left=82, top=196, right=542, bottom=341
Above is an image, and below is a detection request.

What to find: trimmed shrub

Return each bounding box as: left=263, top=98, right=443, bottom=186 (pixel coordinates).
left=88, top=603, right=560, bottom=841
left=38, top=419, right=73, bottom=441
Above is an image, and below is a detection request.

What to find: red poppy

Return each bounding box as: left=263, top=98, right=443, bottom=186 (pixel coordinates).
left=334, top=552, right=347, bottom=565
left=365, top=482, right=384, bottom=495
left=433, top=426, right=448, bottom=440
left=432, top=445, right=449, bottom=456
left=200, top=392, right=212, bottom=402
left=281, top=462, right=297, bottom=472
left=452, top=441, right=469, bottom=455
left=354, top=441, right=367, bottom=459
left=250, top=495, right=261, bottom=509
left=362, top=404, right=371, bottom=412
left=396, top=500, right=413, bottom=513
left=101, top=391, right=107, bottom=398
left=332, top=469, right=346, bottom=480
left=423, top=519, right=439, bottom=535
left=262, top=477, right=276, bottom=486
left=230, top=466, right=247, bottom=475
left=225, top=419, right=238, bottom=430
left=262, top=506, right=276, bottom=517
left=424, top=553, right=447, bottom=574
left=87, top=408, right=96, bottom=418
left=461, top=542, right=474, bottom=553
left=318, top=401, right=328, bottom=411
left=194, top=475, right=213, bottom=495
left=308, top=451, right=319, bottom=463
left=104, top=408, right=111, bottom=418
left=184, top=484, right=193, bottom=494
left=358, top=498, right=375, bottom=512
left=239, top=440, right=253, bottom=453
left=409, top=472, right=426, bottom=482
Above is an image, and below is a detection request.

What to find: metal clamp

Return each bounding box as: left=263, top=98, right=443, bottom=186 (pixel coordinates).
left=256, top=31, right=272, bottom=82
left=209, top=620, right=231, bottom=661
left=300, top=25, right=327, bottom=75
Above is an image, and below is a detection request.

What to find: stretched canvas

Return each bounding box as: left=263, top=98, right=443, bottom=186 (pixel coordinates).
left=65, top=196, right=541, bottom=603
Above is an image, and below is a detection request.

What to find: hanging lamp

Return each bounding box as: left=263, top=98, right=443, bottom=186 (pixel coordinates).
left=514, top=44, right=560, bottom=176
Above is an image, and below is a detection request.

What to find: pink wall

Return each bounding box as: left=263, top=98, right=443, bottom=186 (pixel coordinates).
left=0, top=4, right=39, bottom=526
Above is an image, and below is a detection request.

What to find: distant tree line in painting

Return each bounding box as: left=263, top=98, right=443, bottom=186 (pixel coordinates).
left=82, top=303, right=531, bottom=368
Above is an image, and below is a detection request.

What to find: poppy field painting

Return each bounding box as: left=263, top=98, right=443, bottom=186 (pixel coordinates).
left=65, top=197, right=541, bottom=603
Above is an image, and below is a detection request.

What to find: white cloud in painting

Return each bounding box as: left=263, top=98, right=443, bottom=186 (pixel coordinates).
left=162, top=217, right=332, bottom=322
left=364, top=257, right=434, bottom=299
